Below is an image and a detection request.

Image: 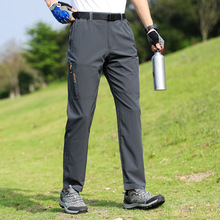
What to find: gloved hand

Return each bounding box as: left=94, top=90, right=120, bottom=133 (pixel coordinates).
left=50, top=1, right=73, bottom=24
left=146, top=27, right=164, bottom=52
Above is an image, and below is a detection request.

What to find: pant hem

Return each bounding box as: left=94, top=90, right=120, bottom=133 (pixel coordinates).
left=63, top=184, right=83, bottom=192
left=124, top=183, right=145, bottom=191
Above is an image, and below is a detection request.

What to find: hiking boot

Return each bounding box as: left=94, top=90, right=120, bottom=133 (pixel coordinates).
left=59, top=185, right=88, bottom=214
left=123, top=189, right=165, bottom=209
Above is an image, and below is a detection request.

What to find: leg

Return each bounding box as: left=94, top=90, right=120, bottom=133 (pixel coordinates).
left=63, top=89, right=99, bottom=192
left=104, top=19, right=146, bottom=191
left=63, top=19, right=108, bottom=191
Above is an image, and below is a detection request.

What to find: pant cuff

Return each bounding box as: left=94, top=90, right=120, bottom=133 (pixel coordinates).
left=63, top=184, right=83, bottom=192
left=124, top=183, right=145, bottom=191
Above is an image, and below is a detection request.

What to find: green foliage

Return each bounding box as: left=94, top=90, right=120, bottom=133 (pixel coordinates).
left=53, top=25, right=70, bottom=79
left=151, top=0, right=199, bottom=33
left=18, top=71, right=34, bottom=95
left=126, top=9, right=152, bottom=63
left=0, top=37, right=220, bottom=219
left=0, top=65, right=9, bottom=96
left=150, top=0, right=200, bottom=52
left=55, top=25, right=69, bottom=63
left=126, top=0, right=219, bottom=62
left=0, top=88, right=9, bottom=99
left=24, top=22, right=62, bottom=83
left=0, top=23, right=70, bottom=98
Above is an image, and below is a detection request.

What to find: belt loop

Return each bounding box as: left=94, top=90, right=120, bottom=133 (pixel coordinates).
left=120, top=14, right=123, bottom=21
left=89, top=12, right=93, bottom=20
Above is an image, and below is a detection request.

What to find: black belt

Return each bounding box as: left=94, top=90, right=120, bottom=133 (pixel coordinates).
left=72, top=12, right=126, bottom=21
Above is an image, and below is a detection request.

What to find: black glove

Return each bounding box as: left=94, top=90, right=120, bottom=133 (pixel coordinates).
left=146, top=28, right=164, bottom=49
left=50, top=1, right=73, bottom=24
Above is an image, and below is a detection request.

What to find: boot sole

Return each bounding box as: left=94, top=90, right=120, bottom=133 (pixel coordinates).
left=123, top=194, right=165, bottom=210
left=59, top=200, right=88, bottom=214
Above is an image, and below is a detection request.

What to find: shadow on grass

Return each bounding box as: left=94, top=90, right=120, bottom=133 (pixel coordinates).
left=84, top=198, right=122, bottom=209
left=0, top=188, right=60, bottom=213
left=0, top=188, right=122, bottom=214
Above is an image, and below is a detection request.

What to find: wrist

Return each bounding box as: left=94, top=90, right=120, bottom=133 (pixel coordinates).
left=50, top=1, right=59, bottom=10
left=145, top=24, right=158, bottom=33
left=45, top=0, right=58, bottom=7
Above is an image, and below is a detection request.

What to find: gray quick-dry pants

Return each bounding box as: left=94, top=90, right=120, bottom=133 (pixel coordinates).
left=63, top=17, right=146, bottom=192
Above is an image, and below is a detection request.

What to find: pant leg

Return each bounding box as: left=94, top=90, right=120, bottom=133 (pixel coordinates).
left=103, top=19, right=146, bottom=190
left=63, top=19, right=108, bottom=191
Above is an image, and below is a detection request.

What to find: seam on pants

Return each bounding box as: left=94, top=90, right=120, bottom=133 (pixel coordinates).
left=114, top=96, right=124, bottom=182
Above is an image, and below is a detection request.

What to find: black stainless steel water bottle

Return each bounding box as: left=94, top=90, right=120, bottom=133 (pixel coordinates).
left=152, top=50, right=167, bottom=91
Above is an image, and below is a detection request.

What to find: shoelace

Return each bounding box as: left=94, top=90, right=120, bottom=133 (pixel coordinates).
left=134, top=189, right=152, bottom=199
left=65, top=190, right=83, bottom=204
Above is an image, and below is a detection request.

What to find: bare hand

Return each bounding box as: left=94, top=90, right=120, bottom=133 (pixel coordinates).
left=151, top=43, right=163, bottom=53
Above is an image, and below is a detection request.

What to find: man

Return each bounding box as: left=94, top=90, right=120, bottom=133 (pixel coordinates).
left=45, top=0, right=165, bottom=215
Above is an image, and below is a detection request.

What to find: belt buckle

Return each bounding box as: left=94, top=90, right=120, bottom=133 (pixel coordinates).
left=108, top=14, right=116, bottom=21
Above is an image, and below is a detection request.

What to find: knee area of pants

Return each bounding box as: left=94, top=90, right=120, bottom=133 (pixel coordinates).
left=68, top=113, right=90, bottom=125
left=78, top=114, right=90, bottom=123
left=122, top=105, right=141, bottom=113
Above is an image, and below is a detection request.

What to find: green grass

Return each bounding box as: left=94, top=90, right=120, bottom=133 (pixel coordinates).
left=0, top=37, right=220, bottom=219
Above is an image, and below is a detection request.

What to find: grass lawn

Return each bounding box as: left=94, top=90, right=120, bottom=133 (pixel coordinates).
left=0, top=37, right=220, bottom=219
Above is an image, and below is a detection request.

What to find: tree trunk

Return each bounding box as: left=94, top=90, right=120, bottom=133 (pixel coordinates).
left=197, top=0, right=219, bottom=42
left=201, top=29, right=208, bottom=42
left=9, top=89, right=15, bottom=99
left=15, top=84, right=21, bottom=97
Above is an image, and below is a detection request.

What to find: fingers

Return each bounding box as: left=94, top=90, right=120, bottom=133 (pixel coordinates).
left=71, top=8, right=77, bottom=21
left=151, top=45, right=157, bottom=52
left=71, top=8, right=77, bottom=12
left=151, top=43, right=163, bottom=52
